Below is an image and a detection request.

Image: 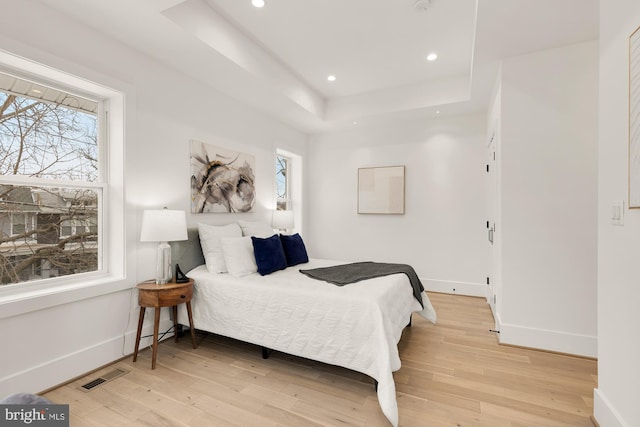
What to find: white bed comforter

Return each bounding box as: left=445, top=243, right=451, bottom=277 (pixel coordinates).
left=176, top=259, right=437, bottom=426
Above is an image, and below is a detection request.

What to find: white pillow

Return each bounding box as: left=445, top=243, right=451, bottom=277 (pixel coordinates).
left=220, top=236, right=258, bottom=277
left=238, top=220, right=274, bottom=238
left=198, top=223, right=242, bottom=274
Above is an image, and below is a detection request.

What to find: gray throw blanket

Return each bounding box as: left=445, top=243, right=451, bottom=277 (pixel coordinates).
left=300, top=262, right=424, bottom=308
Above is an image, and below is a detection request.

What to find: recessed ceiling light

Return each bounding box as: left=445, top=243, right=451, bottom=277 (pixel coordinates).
left=436, top=110, right=440, bottom=114
left=353, top=121, right=358, bottom=125
left=426, top=53, right=438, bottom=61
left=31, top=89, right=42, bottom=94
left=252, top=0, right=265, bottom=8
left=327, top=75, right=336, bottom=82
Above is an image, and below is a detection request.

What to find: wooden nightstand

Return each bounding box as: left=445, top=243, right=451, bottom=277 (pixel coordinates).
left=132, top=278, right=197, bottom=369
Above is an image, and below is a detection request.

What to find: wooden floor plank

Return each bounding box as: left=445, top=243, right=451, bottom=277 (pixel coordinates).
left=43, top=292, right=597, bottom=426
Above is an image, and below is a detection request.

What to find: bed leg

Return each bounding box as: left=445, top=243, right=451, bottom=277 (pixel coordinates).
left=407, top=314, right=412, bottom=328
left=261, top=347, right=272, bottom=359
left=374, top=380, right=378, bottom=391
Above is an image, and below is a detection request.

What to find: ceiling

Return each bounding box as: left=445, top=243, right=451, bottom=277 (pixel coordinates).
left=0, top=71, right=98, bottom=114
left=35, top=0, right=599, bottom=133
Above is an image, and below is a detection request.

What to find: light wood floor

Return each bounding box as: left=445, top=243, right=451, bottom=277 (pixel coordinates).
left=44, top=293, right=597, bottom=426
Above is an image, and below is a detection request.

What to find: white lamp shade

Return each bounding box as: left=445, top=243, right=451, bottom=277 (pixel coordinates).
left=272, top=210, right=294, bottom=230
left=140, top=209, right=188, bottom=242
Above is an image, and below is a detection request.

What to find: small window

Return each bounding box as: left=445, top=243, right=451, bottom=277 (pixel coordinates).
left=276, top=154, right=289, bottom=210
left=11, top=213, right=25, bottom=235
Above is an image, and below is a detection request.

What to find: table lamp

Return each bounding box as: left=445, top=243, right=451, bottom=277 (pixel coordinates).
left=140, top=208, right=188, bottom=284
left=272, top=210, right=294, bottom=233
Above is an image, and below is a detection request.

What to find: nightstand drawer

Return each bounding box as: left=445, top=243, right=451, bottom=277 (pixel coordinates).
left=137, top=281, right=194, bottom=307
left=157, top=286, right=193, bottom=306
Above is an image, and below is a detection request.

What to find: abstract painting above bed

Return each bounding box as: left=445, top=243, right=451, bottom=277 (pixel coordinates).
left=190, top=141, right=256, bottom=213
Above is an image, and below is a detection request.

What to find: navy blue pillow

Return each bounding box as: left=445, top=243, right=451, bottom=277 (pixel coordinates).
left=251, top=234, right=287, bottom=276
left=279, top=233, right=309, bottom=266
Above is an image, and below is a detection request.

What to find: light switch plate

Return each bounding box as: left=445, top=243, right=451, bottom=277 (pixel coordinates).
left=612, top=200, right=624, bottom=226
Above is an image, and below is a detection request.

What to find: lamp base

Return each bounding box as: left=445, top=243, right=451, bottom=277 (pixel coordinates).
left=155, top=242, right=172, bottom=284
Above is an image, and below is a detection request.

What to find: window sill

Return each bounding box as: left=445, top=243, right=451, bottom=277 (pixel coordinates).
left=0, top=274, right=131, bottom=320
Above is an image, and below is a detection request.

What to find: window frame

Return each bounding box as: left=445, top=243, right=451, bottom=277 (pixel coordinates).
left=0, top=50, right=127, bottom=317
left=275, top=148, right=303, bottom=234
left=275, top=154, right=290, bottom=210
left=10, top=212, right=36, bottom=237
left=0, top=76, right=104, bottom=286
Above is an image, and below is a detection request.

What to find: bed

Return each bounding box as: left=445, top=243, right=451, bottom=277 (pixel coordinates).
left=174, top=223, right=437, bottom=426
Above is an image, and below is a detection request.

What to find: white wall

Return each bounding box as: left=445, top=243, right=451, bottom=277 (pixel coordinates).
left=307, top=114, right=489, bottom=296
left=0, top=1, right=308, bottom=397
left=496, top=41, right=599, bottom=357
left=596, top=2, right=640, bottom=426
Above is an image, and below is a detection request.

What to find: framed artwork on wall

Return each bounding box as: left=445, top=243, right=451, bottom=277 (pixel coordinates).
left=357, top=165, right=405, bottom=214
left=629, top=24, right=640, bottom=208
left=190, top=140, right=256, bottom=213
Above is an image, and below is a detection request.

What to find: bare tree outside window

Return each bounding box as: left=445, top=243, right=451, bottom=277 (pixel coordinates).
left=0, top=82, right=100, bottom=286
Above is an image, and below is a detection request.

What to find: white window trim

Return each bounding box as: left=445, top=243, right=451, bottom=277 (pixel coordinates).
left=275, top=148, right=303, bottom=234
left=9, top=212, right=36, bottom=237
left=276, top=153, right=290, bottom=209
left=0, top=50, right=128, bottom=318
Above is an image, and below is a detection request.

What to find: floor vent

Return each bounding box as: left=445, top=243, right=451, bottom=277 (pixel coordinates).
left=81, top=378, right=106, bottom=391
left=80, top=368, right=128, bottom=391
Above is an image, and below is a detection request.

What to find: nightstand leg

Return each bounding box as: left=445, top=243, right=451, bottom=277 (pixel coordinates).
left=151, top=307, right=161, bottom=370
left=172, top=306, right=179, bottom=343
left=132, top=307, right=146, bottom=363
left=186, top=301, right=197, bottom=349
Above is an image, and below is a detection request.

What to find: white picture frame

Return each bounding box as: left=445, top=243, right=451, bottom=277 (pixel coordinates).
left=357, top=166, right=405, bottom=214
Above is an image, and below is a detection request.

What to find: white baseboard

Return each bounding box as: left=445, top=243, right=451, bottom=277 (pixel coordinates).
left=498, top=321, right=597, bottom=358
left=0, top=319, right=174, bottom=397
left=594, top=388, right=630, bottom=427
left=422, top=278, right=486, bottom=297
left=0, top=335, right=124, bottom=397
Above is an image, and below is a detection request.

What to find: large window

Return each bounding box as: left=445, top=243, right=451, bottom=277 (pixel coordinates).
left=0, top=70, right=102, bottom=286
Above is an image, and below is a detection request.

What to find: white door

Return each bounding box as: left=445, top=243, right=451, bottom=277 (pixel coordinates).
left=486, top=132, right=497, bottom=317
